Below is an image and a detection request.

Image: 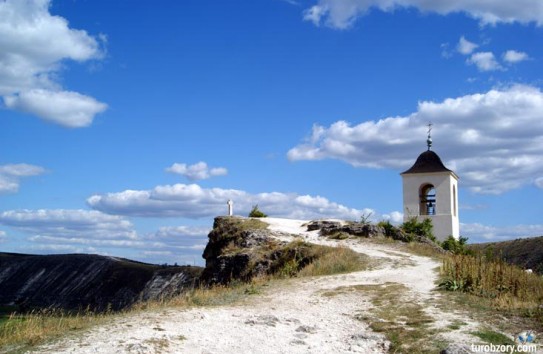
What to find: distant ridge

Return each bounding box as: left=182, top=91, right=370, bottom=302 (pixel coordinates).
left=0, top=253, right=202, bottom=312
left=468, top=236, right=543, bottom=274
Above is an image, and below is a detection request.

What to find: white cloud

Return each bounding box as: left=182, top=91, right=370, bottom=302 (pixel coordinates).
left=0, top=0, right=107, bottom=127
left=457, top=36, right=478, bottom=55
left=151, top=226, right=211, bottom=240
left=0, top=209, right=136, bottom=240
left=4, top=89, right=107, bottom=128
left=462, top=223, right=543, bottom=243
left=304, top=5, right=334, bottom=27
left=87, top=183, right=381, bottom=221
left=27, top=235, right=145, bottom=248
left=166, top=162, right=228, bottom=181
left=440, top=43, right=453, bottom=59
left=303, top=0, right=543, bottom=29
left=0, top=208, right=209, bottom=264
left=467, top=52, right=503, bottom=71
left=288, top=85, right=543, bottom=194
left=535, top=177, right=543, bottom=189
left=503, top=50, right=530, bottom=64
left=0, top=163, right=46, bottom=193
left=142, top=226, right=210, bottom=256
left=280, top=0, right=300, bottom=5
left=382, top=211, right=403, bottom=224
left=25, top=243, right=99, bottom=254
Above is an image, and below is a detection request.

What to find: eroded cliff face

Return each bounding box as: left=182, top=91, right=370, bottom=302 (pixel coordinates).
left=200, top=217, right=333, bottom=284
left=0, top=253, right=201, bottom=312
left=200, top=216, right=282, bottom=284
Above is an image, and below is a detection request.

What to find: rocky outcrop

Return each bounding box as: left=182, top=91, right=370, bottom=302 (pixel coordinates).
left=0, top=253, right=201, bottom=312
left=305, top=220, right=447, bottom=254
left=305, top=220, right=386, bottom=238
left=201, top=217, right=327, bottom=284
left=201, top=217, right=282, bottom=284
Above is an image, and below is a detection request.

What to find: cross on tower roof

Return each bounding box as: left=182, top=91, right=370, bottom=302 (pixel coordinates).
left=426, top=122, right=433, bottom=150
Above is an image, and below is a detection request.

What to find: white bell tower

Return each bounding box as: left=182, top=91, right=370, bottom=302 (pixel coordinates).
left=400, top=124, right=459, bottom=241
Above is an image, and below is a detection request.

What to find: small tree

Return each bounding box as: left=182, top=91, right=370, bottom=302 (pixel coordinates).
left=441, top=235, right=472, bottom=255
left=401, top=217, right=436, bottom=242
left=360, top=212, right=373, bottom=225
left=377, top=220, right=395, bottom=237
left=249, top=205, right=267, bottom=218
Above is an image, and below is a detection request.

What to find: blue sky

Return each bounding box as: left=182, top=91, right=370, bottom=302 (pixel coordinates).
left=1, top=0, right=543, bottom=265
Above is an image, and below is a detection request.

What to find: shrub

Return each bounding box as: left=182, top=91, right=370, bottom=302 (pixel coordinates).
left=377, top=220, right=396, bottom=237
left=441, top=235, right=472, bottom=255
left=248, top=205, right=267, bottom=218
left=360, top=212, right=373, bottom=225
left=401, top=217, right=436, bottom=242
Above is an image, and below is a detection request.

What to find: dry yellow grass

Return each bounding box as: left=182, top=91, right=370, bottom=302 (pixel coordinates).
left=0, top=308, right=113, bottom=350
left=440, top=254, right=543, bottom=319
left=297, top=245, right=368, bottom=277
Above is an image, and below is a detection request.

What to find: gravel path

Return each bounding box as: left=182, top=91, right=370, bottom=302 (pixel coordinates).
left=29, top=218, right=481, bottom=354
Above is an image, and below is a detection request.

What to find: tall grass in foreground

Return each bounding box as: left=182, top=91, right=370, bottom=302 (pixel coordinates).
left=440, top=254, right=543, bottom=319
left=0, top=308, right=112, bottom=350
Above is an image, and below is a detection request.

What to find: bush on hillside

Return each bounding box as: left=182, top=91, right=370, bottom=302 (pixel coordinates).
left=441, top=235, right=473, bottom=255
left=377, top=220, right=396, bottom=237
left=401, top=217, right=436, bottom=242
left=248, top=205, right=267, bottom=218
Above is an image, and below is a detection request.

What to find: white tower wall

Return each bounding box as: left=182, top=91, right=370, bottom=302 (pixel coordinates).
left=402, top=172, right=459, bottom=241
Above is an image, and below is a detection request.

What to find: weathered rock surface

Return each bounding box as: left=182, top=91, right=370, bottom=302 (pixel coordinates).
left=305, top=220, right=342, bottom=232
left=305, top=220, right=386, bottom=238
left=0, top=253, right=201, bottom=312
left=201, top=217, right=327, bottom=284
left=201, top=217, right=280, bottom=284
left=305, top=220, right=447, bottom=254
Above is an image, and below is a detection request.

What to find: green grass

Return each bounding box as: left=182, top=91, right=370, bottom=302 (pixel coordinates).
left=447, top=320, right=467, bottom=330
left=0, top=306, right=18, bottom=328
left=225, top=217, right=268, bottom=232
left=471, top=329, right=515, bottom=346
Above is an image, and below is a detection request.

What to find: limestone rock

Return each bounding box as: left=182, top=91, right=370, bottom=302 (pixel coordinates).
left=306, top=220, right=342, bottom=232
left=306, top=220, right=385, bottom=238
left=201, top=217, right=328, bottom=285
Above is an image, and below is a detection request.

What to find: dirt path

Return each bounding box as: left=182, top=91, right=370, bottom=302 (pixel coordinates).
left=30, top=218, right=482, bottom=354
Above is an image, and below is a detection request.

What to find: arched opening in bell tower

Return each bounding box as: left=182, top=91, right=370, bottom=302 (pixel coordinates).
left=419, top=184, right=436, bottom=216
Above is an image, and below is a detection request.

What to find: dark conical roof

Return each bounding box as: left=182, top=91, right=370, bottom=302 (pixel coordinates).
left=401, top=150, right=452, bottom=175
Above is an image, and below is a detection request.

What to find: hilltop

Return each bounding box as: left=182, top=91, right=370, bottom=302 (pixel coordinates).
left=19, top=216, right=533, bottom=354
